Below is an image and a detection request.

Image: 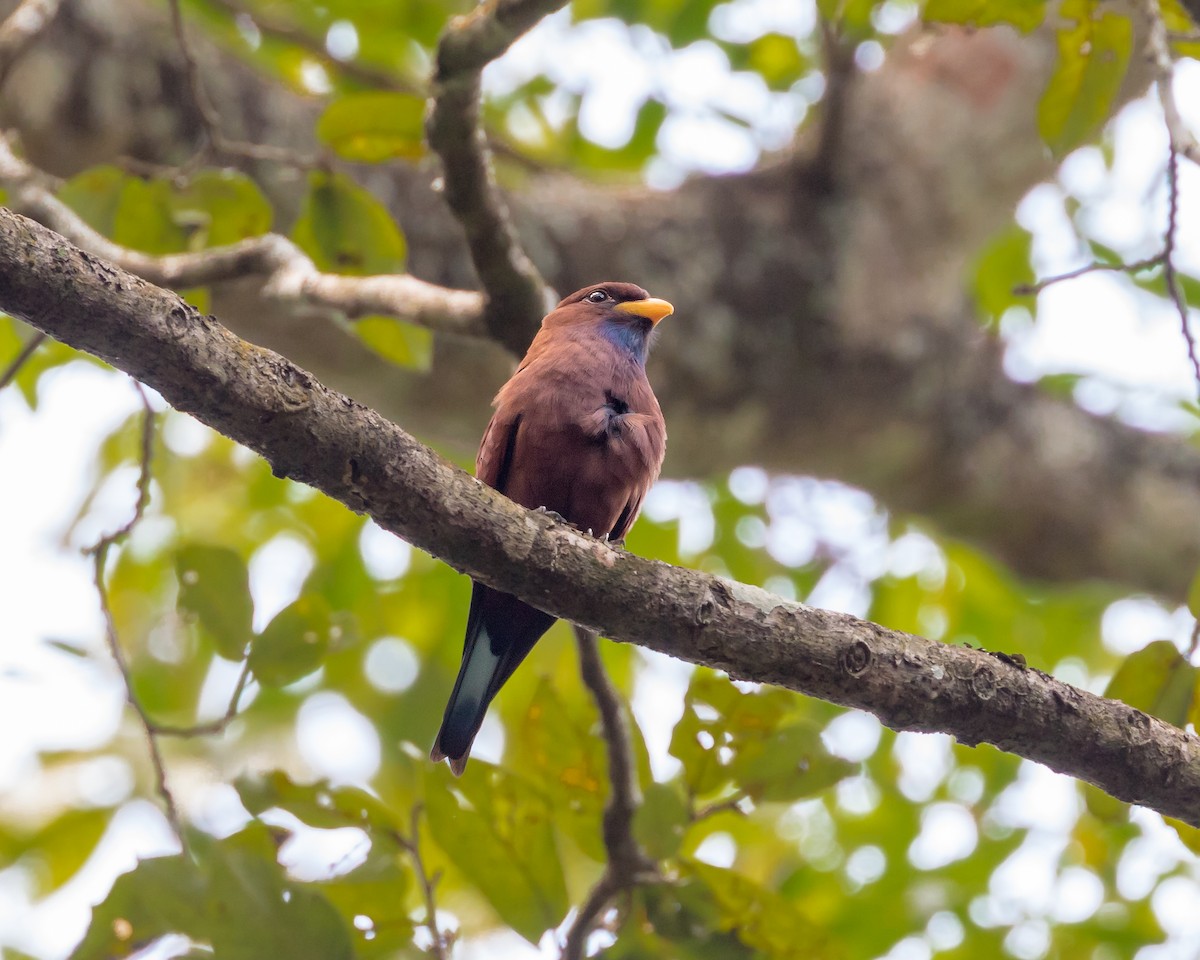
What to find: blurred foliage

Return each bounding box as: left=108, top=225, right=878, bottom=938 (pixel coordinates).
left=2, top=0, right=1200, bottom=957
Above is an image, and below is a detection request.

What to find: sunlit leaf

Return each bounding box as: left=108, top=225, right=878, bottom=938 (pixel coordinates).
left=1037, top=0, right=1132, bottom=156
left=317, top=92, right=427, bottom=162
left=923, top=0, right=1045, bottom=31
left=354, top=315, right=433, bottom=371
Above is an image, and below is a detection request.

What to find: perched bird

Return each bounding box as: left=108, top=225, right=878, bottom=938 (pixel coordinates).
left=431, top=281, right=672, bottom=775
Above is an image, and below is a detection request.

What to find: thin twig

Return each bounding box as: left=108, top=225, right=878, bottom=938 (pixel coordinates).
left=167, top=0, right=321, bottom=170
left=693, top=793, right=750, bottom=822
left=427, top=0, right=563, bottom=353
left=1162, top=149, right=1200, bottom=394
left=563, top=626, right=658, bottom=960
left=153, top=659, right=253, bottom=738
left=395, top=805, right=452, bottom=960
left=1138, top=0, right=1200, bottom=399
left=1143, top=0, right=1200, bottom=167
left=85, top=385, right=187, bottom=845
left=1013, top=253, right=1165, bottom=297
left=0, top=133, right=488, bottom=338
left=0, top=329, right=46, bottom=391
left=0, top=0, right=65, bottom=89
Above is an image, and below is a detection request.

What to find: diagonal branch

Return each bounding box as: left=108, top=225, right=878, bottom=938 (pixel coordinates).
left=5, top=207, right=1200, bottom=827
left=426, top=0, right=563, bottom=353
left=0, top=133, right=486, bottom=337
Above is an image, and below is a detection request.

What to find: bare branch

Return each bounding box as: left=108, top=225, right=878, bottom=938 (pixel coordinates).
left=1133, top=0, right=1200, bottom=397
left=1143, top=0, right=1200, bottom=167
left=1014, top=253, right=1165, bottom=297
left=0, top=133, right=487, bottom=337
left=153, top=660, right=252, bottom=738
left=167, top=0, right=320, bottom=169
left=7, top=209, right=1200, bottom=828
left=563, top=627, right=659, bottom=959
left=427, top=0, right=563, bottom=353
left=0, top=0, right=64, bottom=88
left=84, top=386, right=187, bottom=845
left=395, top=805, right=452, bottom=960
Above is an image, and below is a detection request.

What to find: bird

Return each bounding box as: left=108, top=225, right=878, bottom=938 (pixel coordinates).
left=431, top=281, right=672, bottom=775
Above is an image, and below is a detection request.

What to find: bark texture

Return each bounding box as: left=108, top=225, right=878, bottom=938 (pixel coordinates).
left=1, top=0, right=1197, bottom=600
left=4, top=206, right=1200, bottom=826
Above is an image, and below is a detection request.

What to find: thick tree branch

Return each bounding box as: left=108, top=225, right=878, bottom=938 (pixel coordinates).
left=426, top=0, right=561, bottom=351
left=5, top=208, right=1200, bottom=828
left=8, top=0, right=1200, bottom=601
left=0, top=134, right=487, bottom=336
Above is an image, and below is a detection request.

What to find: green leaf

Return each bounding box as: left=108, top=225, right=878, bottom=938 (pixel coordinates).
left=687, top=860, right=821, bottom=958
left=169, top=170, right=274, bottom=247
left=354, top=315, right=433, bottom=371
left=923, top=0, right=1046, bottom=31
left=668, top=670, right=797, bottom=797
left=57, top=166, right=128, bottom=237
left=1104, top=640, right=1195, bottom=728
left=425, top=762, right=569, bottom=943
left=15, top=807, right=113, bottom=896
left=735, top=723, right=856, bottom=803
left=248, top=595, right=334, bottom=687
left=1037, top=2, right=1132, bottom=156
left=506, top=677, right=608, bottom=860
left=201, top=825, right=355, bottom=960
left=70, top=852, right=208, bottom=959
left=723, top=34, right=809, bottom=90
left=316, top=846, right=415, bottom=957
left=292, top=172, right=406, bottom=275
left=317, top=92, right=427, bottom=163
left=112, top=177, right=191, bottom=254
left=1188, top=567, right=1200, bottom=619
left=176, top=544, right=253, bottom=660
left=634, top=781, right=690, bottom=860
left=235, top=769, right=400, bottom=833
left=973, top=224, right=1036, bottom=323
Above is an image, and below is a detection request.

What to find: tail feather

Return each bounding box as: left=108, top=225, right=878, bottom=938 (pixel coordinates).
left=431, top=621, right=498, bottom=775
left=432, top=584, right=557, bottom=775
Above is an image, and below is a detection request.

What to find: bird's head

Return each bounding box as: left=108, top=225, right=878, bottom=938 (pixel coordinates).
left=546, top=282, right=674, bottom=364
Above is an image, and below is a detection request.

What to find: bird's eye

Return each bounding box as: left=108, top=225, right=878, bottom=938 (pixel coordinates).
left=587, top=290, right=608, bottom=303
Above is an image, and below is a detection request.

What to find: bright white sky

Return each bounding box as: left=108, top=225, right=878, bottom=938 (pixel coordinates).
left=4, top=4, right=1200, bottom=958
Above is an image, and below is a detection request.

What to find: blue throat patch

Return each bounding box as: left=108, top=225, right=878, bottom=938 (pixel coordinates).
left=601, top=317, right=652, bottom=365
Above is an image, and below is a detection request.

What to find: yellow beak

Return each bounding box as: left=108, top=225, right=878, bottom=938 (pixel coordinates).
left=614, top=297, right=674, bottom=325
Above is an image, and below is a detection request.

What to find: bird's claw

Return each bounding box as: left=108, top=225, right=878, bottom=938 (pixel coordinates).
left=535, top=506, right=574, bottom=527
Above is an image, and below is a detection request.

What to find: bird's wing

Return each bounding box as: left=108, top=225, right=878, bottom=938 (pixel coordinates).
left=476, top=409, right=523, bottom=493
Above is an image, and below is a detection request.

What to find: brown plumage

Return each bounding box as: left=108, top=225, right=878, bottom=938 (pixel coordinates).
left=431, top=281, right=672, bottom=774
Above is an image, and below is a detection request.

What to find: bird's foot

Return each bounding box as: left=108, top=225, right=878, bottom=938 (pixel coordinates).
left=535, top=506, right=574, bottom=527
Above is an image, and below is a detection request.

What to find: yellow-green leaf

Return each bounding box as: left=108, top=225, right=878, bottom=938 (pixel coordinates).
left=924, top=0, right=1045, bottom=31
left=317, top=92, right=427, bottom=163
left=354, top=316, right=433, bottom=371
left=1038, top=4, right=1132, bottom=156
